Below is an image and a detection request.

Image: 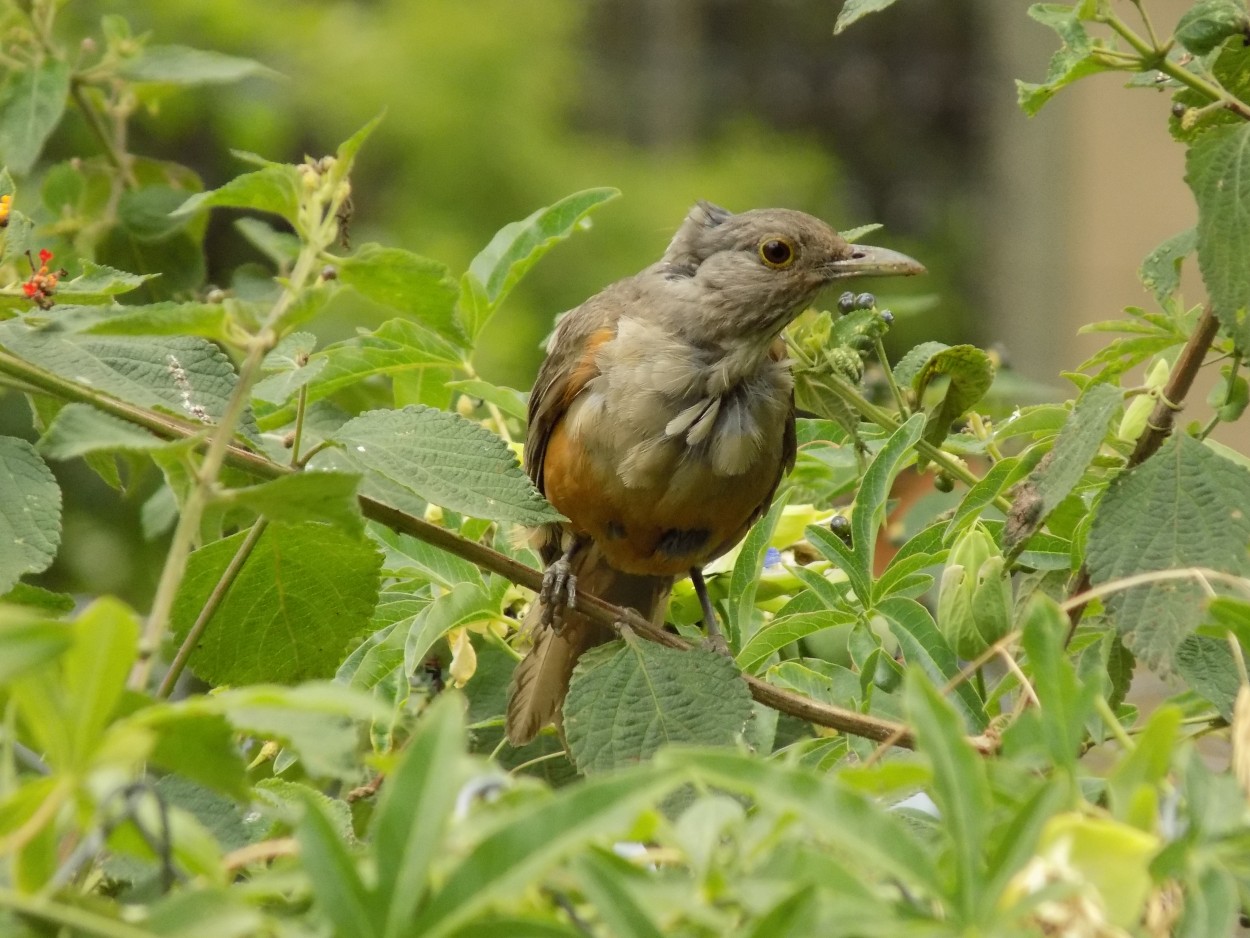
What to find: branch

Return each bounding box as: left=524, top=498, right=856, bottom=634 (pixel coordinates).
left=1065, top=305, right=1221, bottom=635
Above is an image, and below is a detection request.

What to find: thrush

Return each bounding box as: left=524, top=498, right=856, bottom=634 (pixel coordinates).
left=505, top=200, right=924, bottom=746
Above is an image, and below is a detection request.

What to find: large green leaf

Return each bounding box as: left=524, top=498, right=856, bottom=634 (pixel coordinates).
left=564, top=635, right=753, bottom=774
left=459, top=188, right=620, bottom=339
left=170, top=522, right=382, bottom=685
left=221, top=471, right=363, bottom=534
left=331, top=405, right=562, bottom=526
left=0, top=59, right=70, bottom=175
left=337, top=245, right=463, bottom=345
left=373, top=692, right=467, bottom=938
left=175, top=166, right=301, bottom=226
left=1187, top=122, right=1250, bottom=347
left=1016, top=4, right=1116, bottom=117
left=0, top=610, right=71, bottom=685
left=1086, top=434, right=1250, bottom=672
left=0, top=437, right=61, bottom=595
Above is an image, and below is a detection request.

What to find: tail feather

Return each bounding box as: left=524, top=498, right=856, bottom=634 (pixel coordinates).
left=505, top=550, right=670, bottom=746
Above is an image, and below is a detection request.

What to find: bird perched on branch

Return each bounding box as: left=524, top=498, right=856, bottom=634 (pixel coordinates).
left=505, top=200, right=924, bottom=746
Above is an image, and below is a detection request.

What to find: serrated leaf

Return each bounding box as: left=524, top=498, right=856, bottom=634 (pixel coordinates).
left=66, top=300, right=233, bottom=342
left=370, top=524, right=482, bottom=588
left=332, top=405, right=561, bottom=526
left=1086, top=434, right=1250, bottom=672
left=175, top=166, right=301, bottom=225
left=0, top=437, right=61, bottom=594
left=36, top=403, right=166, bottom=460
left=1175, top=0, right=1250, bottom=55
left=834, top=0, right=903, bottom=33
left=460, top=188, right=620, bottom=339
left=338, top=245, right=463, bottom=344
left=564, top=635, right=752, bottom=774
left=0, top=326, right=251, bottom=432
left=1004, top=383, right=1121, bottom=553
left=170, top=522, right=382, bottom=685
left=1140, top=228, right=1197, bottom=304
left=40, top=262, right=157, bottom=306
left=1187, top=122, right=1250, bottom=348
left=1175, top=634, right=1239, bottom=720
left=223, top=471, right=363, bottom=534
left=1016, top=4, right=1116, bottom=117
left=119, top=45, right=278, bottom=84
left=257, top=319, right=463, bottom=428
left=0, top=59, right=70, bottom=175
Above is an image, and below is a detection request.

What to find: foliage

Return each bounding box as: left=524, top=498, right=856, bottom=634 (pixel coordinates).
left=0, top=1, right=1248, bottom=936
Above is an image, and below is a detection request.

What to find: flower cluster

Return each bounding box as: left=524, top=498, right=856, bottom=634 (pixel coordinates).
left=23, top=249, right=65, bottom=310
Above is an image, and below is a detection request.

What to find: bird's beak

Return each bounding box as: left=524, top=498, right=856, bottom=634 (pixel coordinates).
left=822, top=244, right=926, bottom=280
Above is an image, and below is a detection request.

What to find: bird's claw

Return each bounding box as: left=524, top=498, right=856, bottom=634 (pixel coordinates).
left=702, top=631, right=732, bottom=658
left=539, top=558, right=577, bottom=632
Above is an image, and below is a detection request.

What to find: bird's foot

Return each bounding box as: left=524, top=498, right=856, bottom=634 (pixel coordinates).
left=701, top=630, right=732, bottom=658
left=539, top=558, right=577, bottom=632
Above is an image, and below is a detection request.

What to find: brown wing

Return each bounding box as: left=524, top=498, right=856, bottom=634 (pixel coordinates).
left=525, top=288, right=627, bottom=562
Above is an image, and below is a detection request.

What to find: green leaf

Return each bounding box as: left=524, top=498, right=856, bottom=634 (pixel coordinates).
left=146, top=889, right=264, bottom=938
left=410, top=764, right=680, bottom=937
left=175, top=166, right=301, bottom=226
left=877, top=596, right=987, bottom=730
left=252, top=331, right=324, bottom=405
left=1016, top=4, right=1116, bottom=117
left=170, top=522, right=382, bottom=685
left=52, top=262, right=158, bottom=303
left=331, top=405, right=562, bottom=526
left=1175, top=0, right=1250, bottom=55
left=1175, top=634, right=1240, bottom=720
left=1086, top=434, right=1250, bottom=672
left=905, top=344, right=995, bottom=450
left=564, top=635, right=753, bottom=774
left=737, top=608, right=858, bottom=673
left=0, top=59, right=70, bottom=175
left=1004, top=382, right=1120, bottom=553
left=298, top=795, right=378, bottom=938
left=0, top=326, right=251, bottom=431
left=223, top=471, right=363, bottom=533
left=66, top=300, right=233, bottom=342
left=118, top=185, right=199, bottom=241
left=337, top=245, right=463, bottom=344
left=1140, top=228, right=1197, bottom=304
left=139, top=710, right=249, bottom=801
left=209, top=682, right=383, bottom=780
left=444, top=379, right=529, bottom=421
left=727, top=491, right=790, bottom=649
left=944, top=454, right=1027, bottom=540
left=36, top=403, right=167, bottom=461
left=575, top=851, right=666, bottom=938
left=834, top=0, right=903, bottom=34
left=0, top=611, right=71, bottom=685
left=851, top=412, right=925, bottom=600
left=460, top=188, right=620, bottom=339
left=370, top=525, right=482, bottom=589
left=95, top=228, right=205, bottom=302
left=235, top=217, right=299, bottom=266
left=658, top=748, right=944, bottom=894
left=258, top=319, right=463, bottom=428
left=119, top=44, right=278, bottom=84
left=373, top=692, right=466, bottom=938
left=906, top=672, right=990, bottom=921
left=402, top=581, right=500, bottom=676
left=0, top=437, right=61, bottom=595
left=1187, top=122, right=1250, bottom=348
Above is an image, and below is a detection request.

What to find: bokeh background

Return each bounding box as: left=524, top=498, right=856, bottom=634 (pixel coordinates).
left=15, top=0, right=1218, bottom=601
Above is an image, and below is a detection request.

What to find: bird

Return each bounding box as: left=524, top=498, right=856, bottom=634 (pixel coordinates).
left=504, top=200, right=924, bottom=746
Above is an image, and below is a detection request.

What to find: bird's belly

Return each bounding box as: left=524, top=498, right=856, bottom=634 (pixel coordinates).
left=543, top=409, right=784, bottom=576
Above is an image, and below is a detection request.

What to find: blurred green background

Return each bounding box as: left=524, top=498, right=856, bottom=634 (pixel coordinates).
left=18, top=0, right=995, bottom=602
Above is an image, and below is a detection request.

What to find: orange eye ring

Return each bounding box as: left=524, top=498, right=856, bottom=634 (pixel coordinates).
left=758, top=236, right=796, bottom=269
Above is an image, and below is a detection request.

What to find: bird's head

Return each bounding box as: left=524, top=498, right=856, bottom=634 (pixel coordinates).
left=659, top=200, right=924, bottom=345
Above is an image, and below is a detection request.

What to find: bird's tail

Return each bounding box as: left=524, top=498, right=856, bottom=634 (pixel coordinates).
left=505, top=548, right=671, bottom=746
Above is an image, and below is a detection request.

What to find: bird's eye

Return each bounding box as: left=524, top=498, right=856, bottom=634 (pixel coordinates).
left=758, top=237, right=796, bottom=269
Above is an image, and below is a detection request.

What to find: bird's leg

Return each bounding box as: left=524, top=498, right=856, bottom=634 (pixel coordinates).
left=540, top=535, right=587, bottom=631
left=690, top=567, right=730, bottom=656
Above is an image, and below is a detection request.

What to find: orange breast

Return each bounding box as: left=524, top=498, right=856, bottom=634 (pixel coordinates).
left=542, top=414, right=784, bottom=576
